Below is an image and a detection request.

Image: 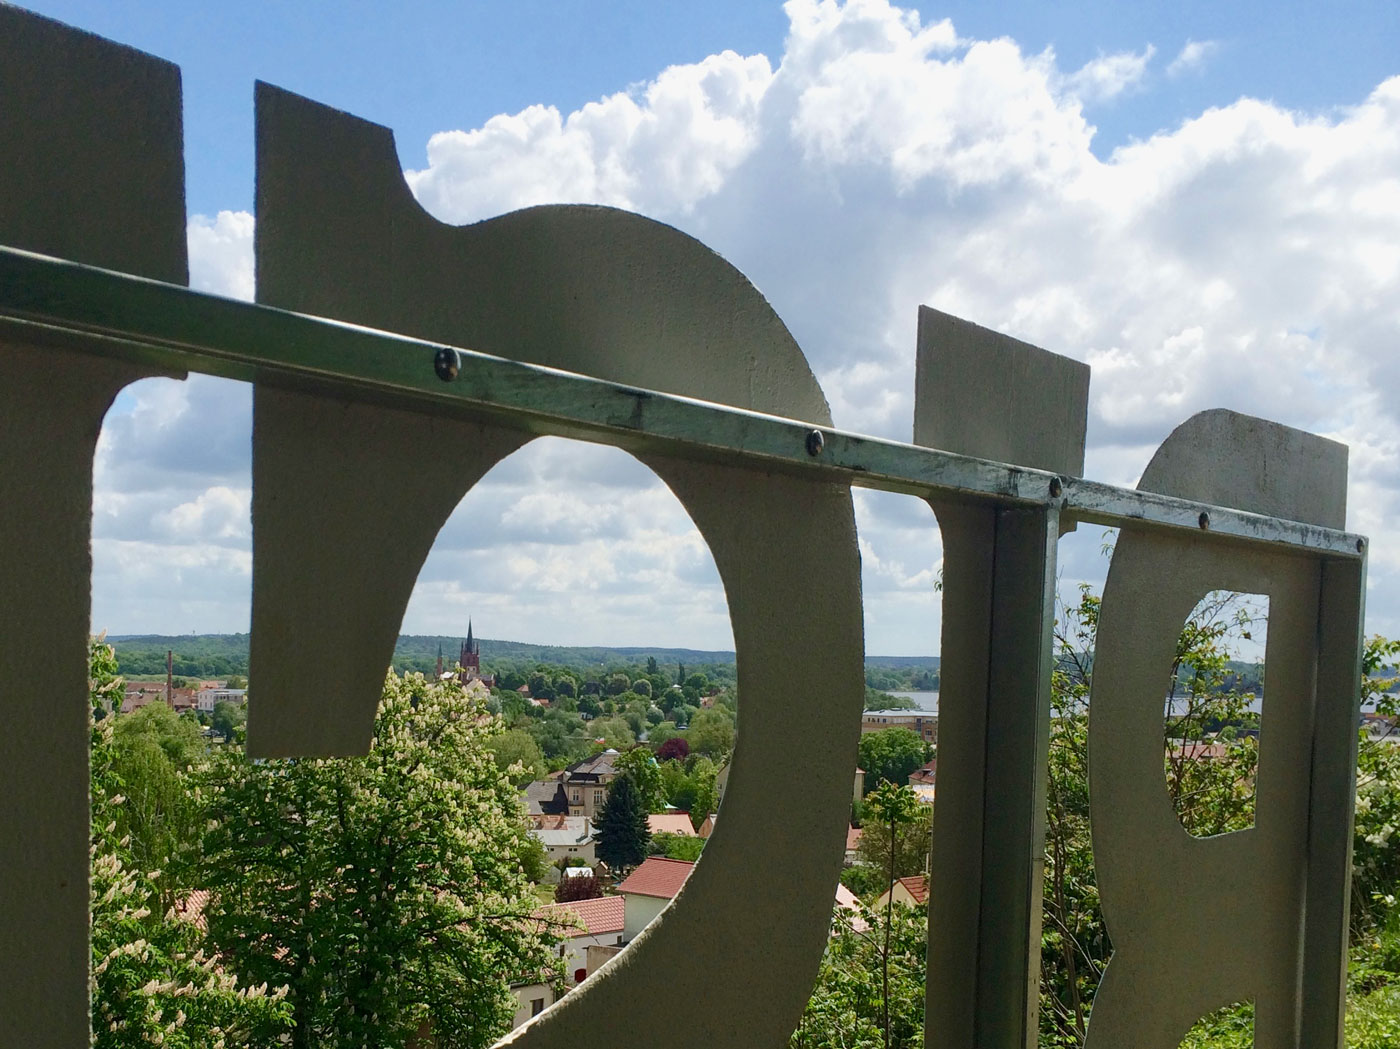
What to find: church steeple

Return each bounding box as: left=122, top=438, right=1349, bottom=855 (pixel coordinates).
left=460, top=621, right=481, bottom=677
left=453, top=619, right=493, bottom=689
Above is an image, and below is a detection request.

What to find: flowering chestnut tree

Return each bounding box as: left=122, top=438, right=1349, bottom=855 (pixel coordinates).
left=192, top=671, right=561, bottom=1049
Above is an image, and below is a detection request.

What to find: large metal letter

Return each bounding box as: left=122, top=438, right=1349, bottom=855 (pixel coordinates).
left=0, top=9, right=187, bottom=1045
left=917, top=307, right=1089, bottom=1048
left=249, top=85, right=865, bottom=1047
left=1085, top=410, right=1359, bottom=1048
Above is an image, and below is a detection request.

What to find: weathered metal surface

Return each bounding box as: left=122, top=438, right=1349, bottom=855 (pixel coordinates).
left=1086, top=411, right=1357, bottom=1049
left=1300, top=556, right=1366, bottom=1047
left=924, top=505, right=1061, bottom=1049
left=921, top=315, right=1085, bottom=1049
left=0, top=8, right=187, bottom=1045
left=0, top=248, right=1366, bottom=561
left=915, top=306, right=1090, bottom=478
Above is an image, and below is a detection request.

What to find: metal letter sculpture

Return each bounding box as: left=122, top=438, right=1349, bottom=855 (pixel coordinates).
left=0, top=9, right=1368, bottom=1049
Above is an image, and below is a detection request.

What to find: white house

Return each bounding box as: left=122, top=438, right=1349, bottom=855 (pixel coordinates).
left=531, top=815, right=595, bottom=874
left=535, top=895, right=626, bottom=986
left=196, top=687, right=247, bottom=713
left=615, top=856, right=694, bottom=941
left=510, top=982, right=554, bottom=1029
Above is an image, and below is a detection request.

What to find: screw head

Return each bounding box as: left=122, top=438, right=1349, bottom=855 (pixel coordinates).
left=1049, top=476, right=1063, bottom=499
left=1198, top=511, right=1210, bottom=530
left=806, top=429, right=825, bottom=456
left=434, top=347, right=461, bottom=382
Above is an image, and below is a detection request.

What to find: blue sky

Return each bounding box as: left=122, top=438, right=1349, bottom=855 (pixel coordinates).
left=25, top=0, right=1400, bottom=214
left=13, top=1, right=1400, bottom=654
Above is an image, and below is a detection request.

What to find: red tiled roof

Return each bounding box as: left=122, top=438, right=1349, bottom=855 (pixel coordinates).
left=909, top=758, right=937, bottom=785
left=174, top=889, right=211, bottom=932
left=846, top=825, right=863, bottom=850
left=896, top=875, right=928, bottom=904
left=834, top=883, right=870, bottom=933
left=535, top=895, right=625, bottom=937
left=615, top=857, right=694, bottom=900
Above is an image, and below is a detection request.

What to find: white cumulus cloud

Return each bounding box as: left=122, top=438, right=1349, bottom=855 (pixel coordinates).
left=1167, top=39, right=1220, bottom=78
left=187, top=210, right=255, bottom=300
left=1063, top=45, right=1156, bottom=104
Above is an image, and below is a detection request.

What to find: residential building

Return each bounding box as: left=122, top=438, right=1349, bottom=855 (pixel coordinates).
left=908, top=758, right=938, bottom=805
left=861, top=709, right=938, bottom=745
left=119, top=686, right=160, bottom=714
left=561, top=750, right=622, bottom=818
left=874, top=875, right=929, bottom=910
left=510, top=982, right=554, bottom=1029
left=121, top=683, right=200, bottom=713
left=845, top=825, right=863, bottom=866
left=616, top=855, right=878, bottom=946
left=834, top=883, right=869, bottom=933
left=196, top=687, right=247, bottom=713
left=647, top=812, right=712, bottom=838
left=523, top=780, right=570, bottom=819
left=532, top=815, right=596, bottom=872
left=1362, top=713, right=1400, bottom=743
left=535, top=895, right=626, bottom=986
left=616, top=856, right=695, bottom=940
left=510, top=895, right=629, bottom=1029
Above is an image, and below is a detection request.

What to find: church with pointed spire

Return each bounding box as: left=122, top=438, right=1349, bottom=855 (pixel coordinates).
left=436, top=620, right=495, bottom=688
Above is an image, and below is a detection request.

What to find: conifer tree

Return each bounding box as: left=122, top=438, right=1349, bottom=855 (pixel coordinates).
left=595, top=772, right=650, bottom=872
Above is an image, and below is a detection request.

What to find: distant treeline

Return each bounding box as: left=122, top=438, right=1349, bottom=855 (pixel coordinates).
left=110, top=632, right=945, bottom=686
left=864, top=658, right=940, bottom=693
left=109, top=634, right=250, bottom=678
left=391, top=635, right=740, bottom=681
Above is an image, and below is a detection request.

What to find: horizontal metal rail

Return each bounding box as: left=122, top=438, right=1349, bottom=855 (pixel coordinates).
left=0, top=245, right=1364, bottom=559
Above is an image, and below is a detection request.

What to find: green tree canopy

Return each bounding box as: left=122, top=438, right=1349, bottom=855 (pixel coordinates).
left=650, top=831, right=705, bottom=861
left=857, top=728, right=931, bottom=793
left=790, top=900, right=927, bottom=1049
left=588, top=715, right=635, bottom=750
left=687, top=707, right=735, bottom=758
left=857, top=801, right=930, bottom=883
left=113, top=700, right=207, bottom=767
left=107, top=700, right=208, bottom=901
left=89, top=637, right=292, bottom=1048
left=192, top=672, right=559, bottom=1049
left=614, top=746, right=665, bottom=813
left=209, top=699, right=246, bottom=744
left=491, top=727, right=546, bottom=786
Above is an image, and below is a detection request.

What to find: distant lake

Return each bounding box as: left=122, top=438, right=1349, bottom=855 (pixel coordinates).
left=885, top=690, right=1384, bottom=719
left=886, top=691, right=938, bottom=712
